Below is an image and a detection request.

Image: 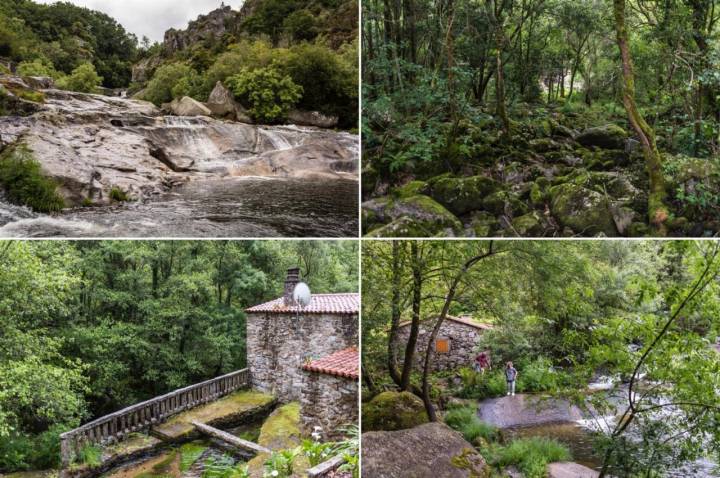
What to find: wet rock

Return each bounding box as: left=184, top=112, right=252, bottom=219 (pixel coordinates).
left=169, top=96, right=212, bottom=117
left=428, top=175, right=500, bottom=215
left=478, top=394, right=584, bottom=428
left=482, top=190, right=528, bottom=217
left=363, top=195, right=462, bottom=237
left=576, top=124, right=628, bottom=150
left=287, top=109, right=339, bottom=129
left=547, top=462, right=599, bottom=478
left=362, top=422, right=487, bottom=478
left=24, top=76, right=54, bottom=89
left=362, top=391, right=429, bottom=432
left=549, top=183, right=618, bottom=236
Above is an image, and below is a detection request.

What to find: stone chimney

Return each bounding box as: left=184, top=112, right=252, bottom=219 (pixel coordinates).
left=283, top=268, right=300, bottom=306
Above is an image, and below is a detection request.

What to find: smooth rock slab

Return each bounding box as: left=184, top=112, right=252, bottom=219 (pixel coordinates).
left=362, top=422, right=487, bottom=478
left=151, top=390, right=276, bottom=441
left=478, top=394, right=583, bottom=429
left=548, top=462, right=600, bottom=478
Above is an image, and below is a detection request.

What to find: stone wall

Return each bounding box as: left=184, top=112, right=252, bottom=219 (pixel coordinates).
left=396, top=320, right=484, bottom=372
left=300, top=371, right=358, bottom=439
left=247, top=312, right=358, bottom=402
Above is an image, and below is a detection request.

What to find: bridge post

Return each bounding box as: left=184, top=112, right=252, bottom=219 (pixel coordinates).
left=59, top=434, right=71, bottom=469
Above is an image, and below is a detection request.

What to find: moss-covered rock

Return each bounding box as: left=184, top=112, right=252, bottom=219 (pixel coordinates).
left=362, top=391, right=429, bottom=432
left=247, top=402, right=309, bottom=478
left=392, top=180, right=429, bottom=199
left=482, top=190, right=528, bottom=217
left=469, top=211, right=499, bottom=237
left=510, top=212, right=545, bottom=236
left=549, top=183, right=618, bottom=236
left=576, top=124, right=628, bottom=150
left=363, top=195, right=463, bottom=237
left=427, top=175, right=501, bottom=215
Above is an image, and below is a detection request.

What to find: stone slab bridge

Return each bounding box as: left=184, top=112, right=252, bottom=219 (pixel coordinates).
left=59, top=369, right=342, bottom=478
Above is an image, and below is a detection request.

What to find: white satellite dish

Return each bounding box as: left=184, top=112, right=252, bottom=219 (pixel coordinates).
left=292, top=282, right=311, bottom=308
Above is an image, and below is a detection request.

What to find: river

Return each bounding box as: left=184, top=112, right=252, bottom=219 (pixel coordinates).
left=0, top=177, right=358, bottom=237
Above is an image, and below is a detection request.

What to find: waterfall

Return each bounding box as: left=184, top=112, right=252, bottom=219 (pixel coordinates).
left=160, top=116, right=221, bottom=160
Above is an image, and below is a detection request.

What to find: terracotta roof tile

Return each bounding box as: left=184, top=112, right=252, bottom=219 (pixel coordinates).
left=302, top=347, right=358, bottom=379
left=398, top=315, right=494, bottom=330
left=245, top=293, right=359, bottom=315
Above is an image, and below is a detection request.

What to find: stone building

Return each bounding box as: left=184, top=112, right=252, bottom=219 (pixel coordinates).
left=396, top=315, right=493, bottom=371
left=245, top=268, right=359, bottom=402
left=299, top=347, right=358, bottom=439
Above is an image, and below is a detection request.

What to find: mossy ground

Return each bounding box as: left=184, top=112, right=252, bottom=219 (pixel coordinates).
left=152, top=390, right=275, bottom=440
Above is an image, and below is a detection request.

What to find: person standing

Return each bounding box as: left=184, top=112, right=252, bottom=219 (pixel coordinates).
left=505, top=361, right=518, bottom=396
left=475, top=350, right=491, bottom=374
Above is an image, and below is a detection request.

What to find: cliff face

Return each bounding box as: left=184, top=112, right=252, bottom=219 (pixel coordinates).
left=163, top=5, right=240, bottom=56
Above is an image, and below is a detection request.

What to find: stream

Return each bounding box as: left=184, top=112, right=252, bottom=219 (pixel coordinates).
left=0, top=177, right=358, bottom=238
left=494, top=384, right=720, bottom=477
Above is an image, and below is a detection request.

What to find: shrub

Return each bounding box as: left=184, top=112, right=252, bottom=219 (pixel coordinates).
left=493, top=437, right=571, bottom=478
left=0, top=144, right=65, bottom=212
left=516, top=357, right=562, bottom=394
left=204, top=40, right=283, bottom=91
left=444, top=405, right=498, bottom=444
left=16, top=58, right=59, bottom=78
left=56, top=63, right=103, bottom=93
left=75, top=444, right=102, bottom=467
left=142, top=62, right=194, bottom=106
left=280, top=41, right=358, bottom=125
left=109, top=187, right=129, bottom=202
left=283, top=10, right=319, bottom=42
left=457, top=367, right=509, bottom=399
left=226, top=66, right=302, bottom=123
left=11, top=88, right=45, bottom=103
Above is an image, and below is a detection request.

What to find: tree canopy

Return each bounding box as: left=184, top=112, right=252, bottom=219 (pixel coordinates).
left=0, top=240, right=358, bottom=472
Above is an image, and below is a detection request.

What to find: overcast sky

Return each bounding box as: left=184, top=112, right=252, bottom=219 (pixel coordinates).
left=33, top=0, right=245, bottom=43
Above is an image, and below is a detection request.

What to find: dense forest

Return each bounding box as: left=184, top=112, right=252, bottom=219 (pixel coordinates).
left=0, top=240, right=358, bottom=473
left=362, top=0, right=720, bottom=237
left=0, top=0, right=138, bottom=87
left=362, top=240, right=720, bottom=476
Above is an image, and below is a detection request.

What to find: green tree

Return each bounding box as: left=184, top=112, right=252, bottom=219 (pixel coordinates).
left=226, top=66, right=303, bottom=123
left=56, top=62, right=103, bottom=93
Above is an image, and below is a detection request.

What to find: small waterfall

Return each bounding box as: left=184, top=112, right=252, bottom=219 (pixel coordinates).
left=160, top=116, right=221, bottom=160
left=258, top=128, right=298, bottom=151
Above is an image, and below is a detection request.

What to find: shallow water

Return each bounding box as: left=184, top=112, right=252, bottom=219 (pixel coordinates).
left=0, top=177, right=358, bottom=238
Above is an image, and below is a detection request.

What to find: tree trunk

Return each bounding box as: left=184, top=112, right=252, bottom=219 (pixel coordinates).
left=387, top=241, right=403, bottom=386
left=400, top=242, right=422, bottom=391
left=486, top=0, right=510, bottom=137
left=613, top=0, right=669, bottom=234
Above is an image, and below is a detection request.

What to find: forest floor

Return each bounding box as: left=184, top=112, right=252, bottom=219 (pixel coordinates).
left=363, top=103, right=720, bottom=237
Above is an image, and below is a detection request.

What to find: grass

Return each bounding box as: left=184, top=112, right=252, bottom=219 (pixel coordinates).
left=179, top=443, right=207, bottom=472
left=75, top=444, right=102, bottom=467
left=443, top=405, right=499, bottom=444
left=492, top=437, right=571, bottom=478
left=0, top=144, right=65, bottom=212
left=109, top=186, right=129, bottom=202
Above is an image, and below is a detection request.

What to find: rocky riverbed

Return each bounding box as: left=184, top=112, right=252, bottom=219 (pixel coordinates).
left=0, top=77, right=358, bottom=237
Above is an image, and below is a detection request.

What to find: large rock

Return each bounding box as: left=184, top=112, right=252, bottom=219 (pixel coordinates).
left=287, top=109, right=339, bottom=129
left=362, top=422, right=488, bottom=478
left=163, top=6, right=239, bottom=56
left=206, top=81, right=253, bottom=123
left=478, top=394, right=584, bottom=429
left=547, top=462, right=599, bottom=478
left=576, top=124, right=628, bottom=150
left=550, top=183, right=618, bottom=236
left=362, top=391, right=429, bottom=432
left=428, top=175, right=501, bottom=215
left=363, top=195, right=463, bottom=237
left=169, top=96, right=212, bottom=117
left=131, top=55, right=163, bottom=83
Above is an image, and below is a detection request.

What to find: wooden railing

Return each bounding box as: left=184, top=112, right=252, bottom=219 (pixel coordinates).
left=59, top=368, right=249, bottom=467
